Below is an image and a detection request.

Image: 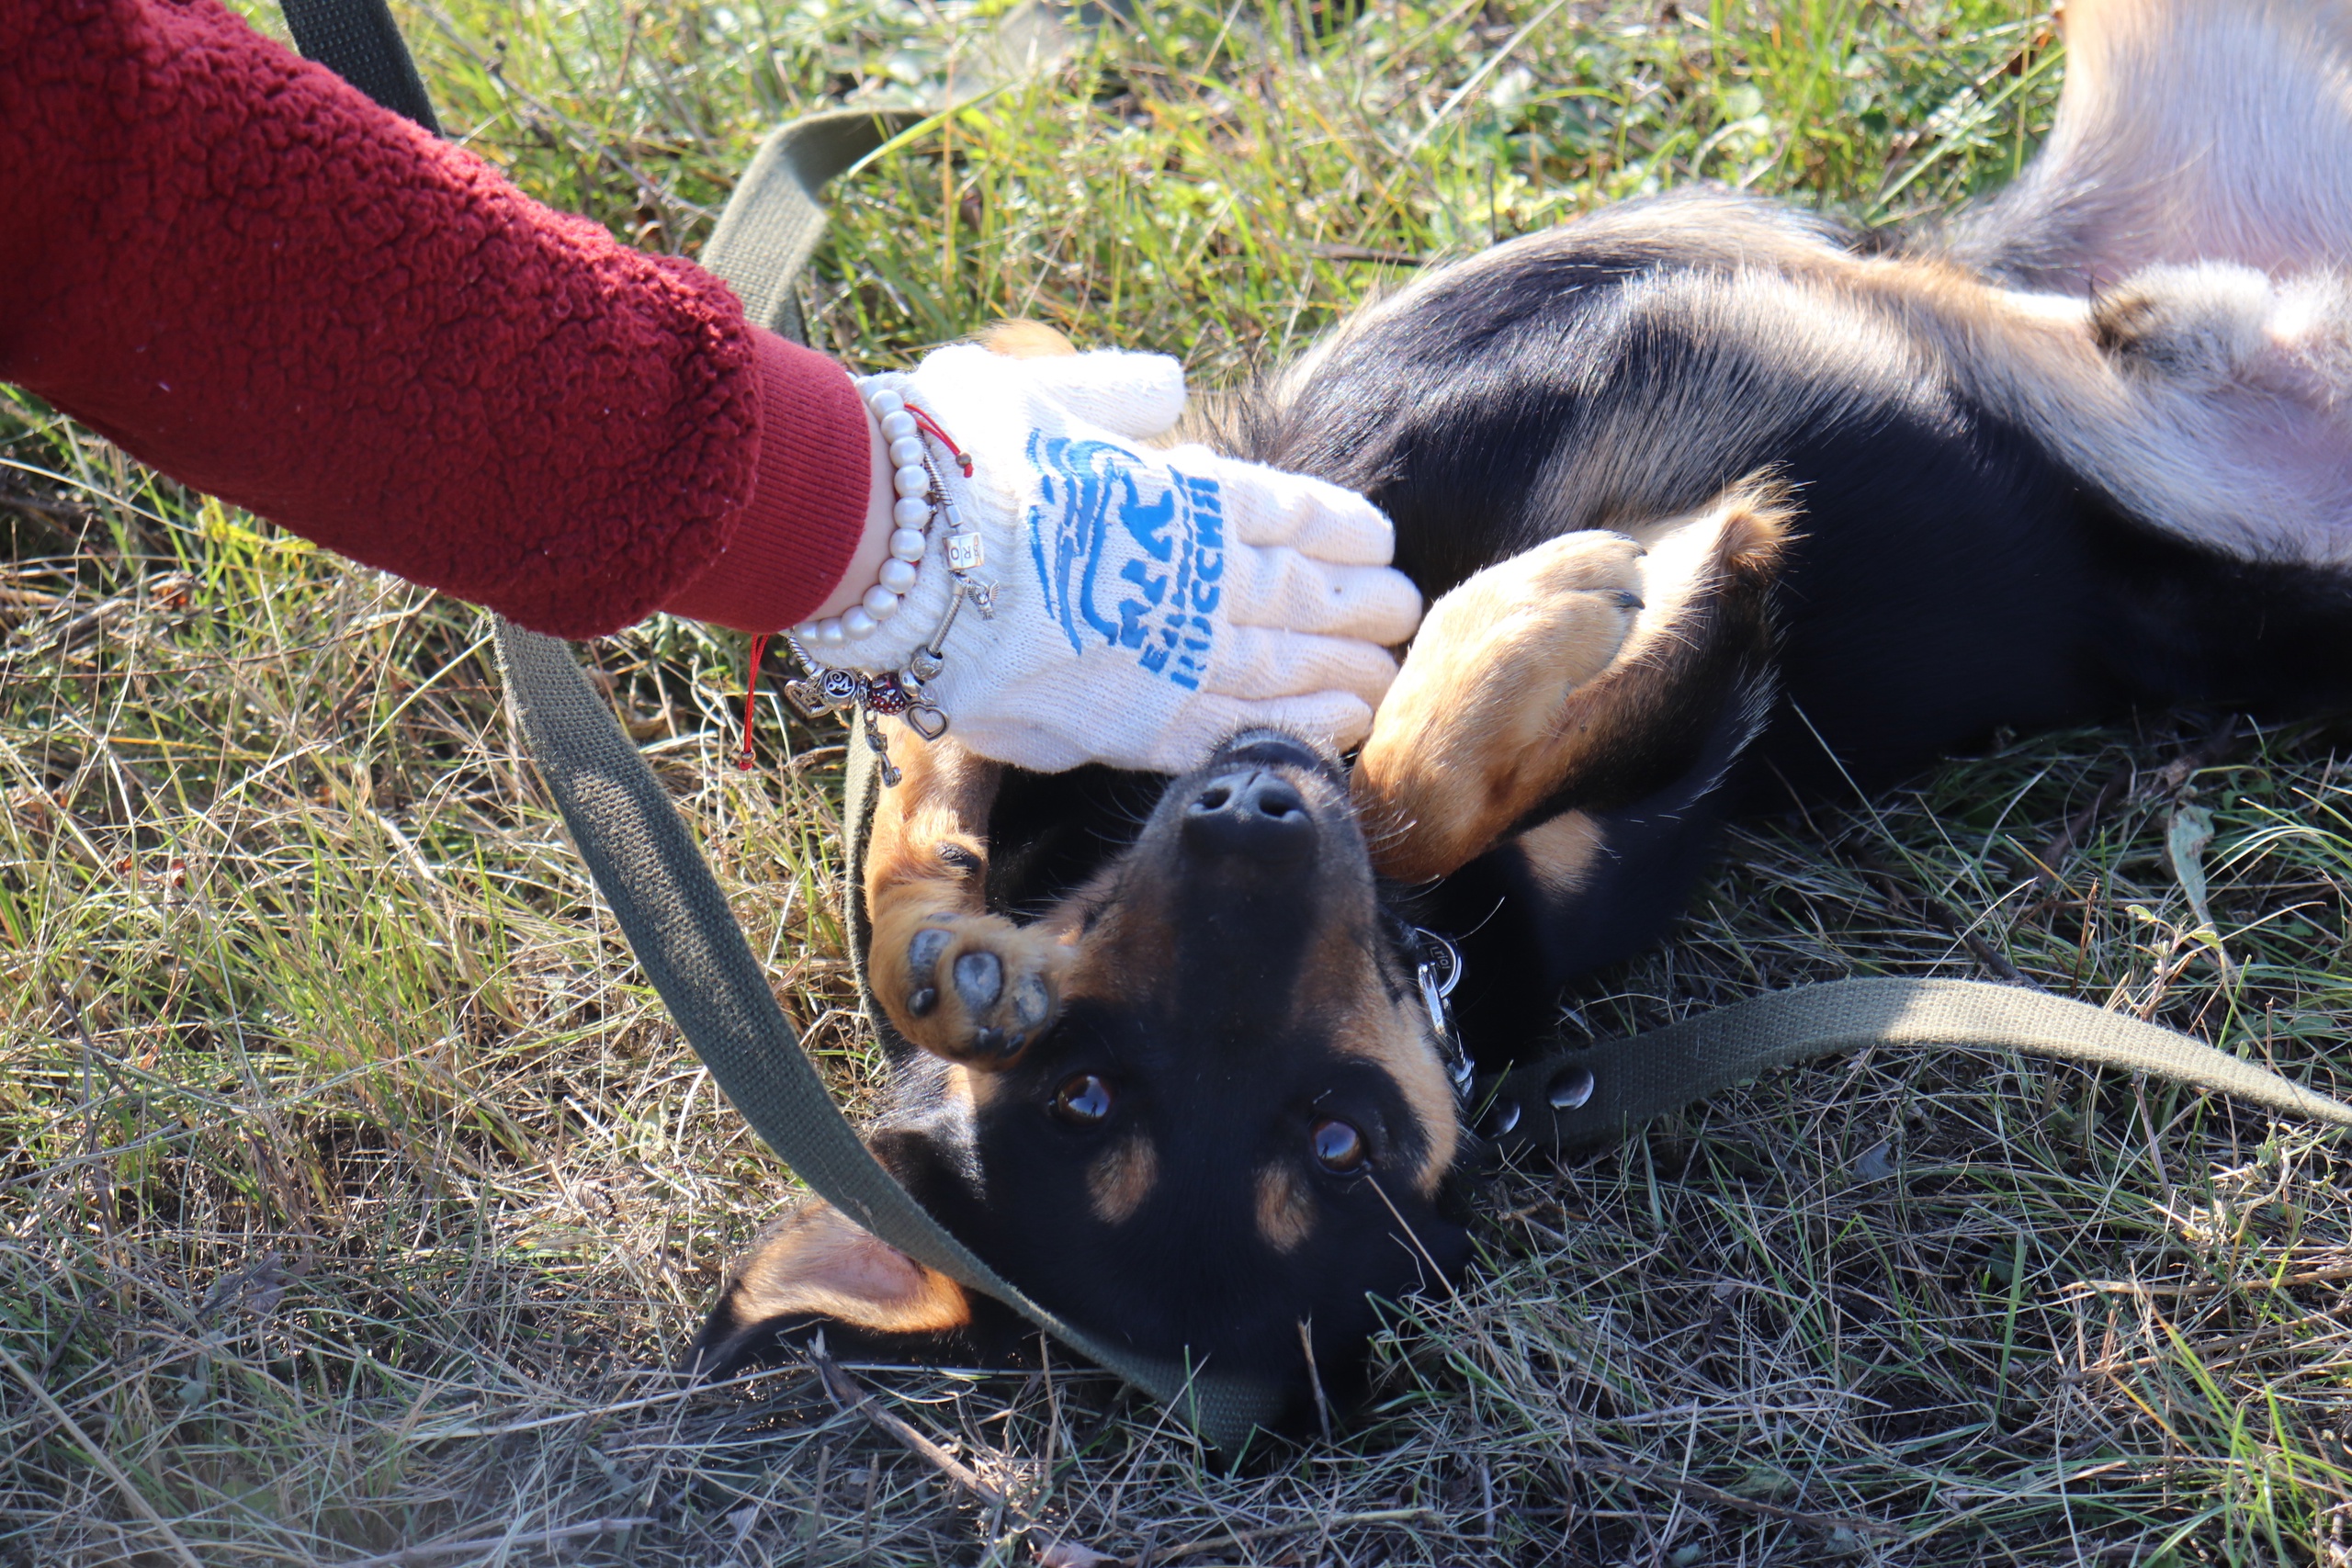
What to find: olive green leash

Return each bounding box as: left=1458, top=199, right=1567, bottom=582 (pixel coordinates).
left=288, top=1, right=2352, bottom=1453
left=1482, top=975, right=2352, bottom=1150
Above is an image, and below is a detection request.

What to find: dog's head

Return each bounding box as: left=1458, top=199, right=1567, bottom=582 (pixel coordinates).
left=690, top=730, right=1473, bottom=1427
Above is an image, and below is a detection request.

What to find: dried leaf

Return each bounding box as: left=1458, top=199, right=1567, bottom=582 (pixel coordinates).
left=1849, top=1138, right=1894, bottom=1182
left=1035, top=1541, right=1117, bottom=1567
left=2165, top=804, right=2215, bottom=931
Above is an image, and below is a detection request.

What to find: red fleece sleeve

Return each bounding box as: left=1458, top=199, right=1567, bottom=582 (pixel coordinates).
left=0, top=0, right=868, bottom=637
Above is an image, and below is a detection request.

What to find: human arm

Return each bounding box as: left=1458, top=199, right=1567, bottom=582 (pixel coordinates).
left=0, top=0, right=862, bottom=638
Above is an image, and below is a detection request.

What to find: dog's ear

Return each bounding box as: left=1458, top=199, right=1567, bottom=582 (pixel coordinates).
left=684, top=1198, right=972, bottom=1378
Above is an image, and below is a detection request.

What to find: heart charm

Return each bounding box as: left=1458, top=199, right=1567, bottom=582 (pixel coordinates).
left=783, top=677, right=837, bottom=720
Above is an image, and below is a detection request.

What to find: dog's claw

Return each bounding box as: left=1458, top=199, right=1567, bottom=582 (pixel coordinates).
left=1611, top=590, right=1645, bottom=611
left=908, top=987, right=938, bottom=1018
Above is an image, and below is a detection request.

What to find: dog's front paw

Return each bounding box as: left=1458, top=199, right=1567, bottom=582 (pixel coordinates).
left=1354, top=530, right=1645, bottom=883
left=1426, top=529, right=1646, bottom=695
left=874, top=910, right=1071, bottom=1065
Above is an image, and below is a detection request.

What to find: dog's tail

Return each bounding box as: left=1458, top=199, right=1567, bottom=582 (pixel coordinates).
left=1952, top=0, right=2352, bottom=289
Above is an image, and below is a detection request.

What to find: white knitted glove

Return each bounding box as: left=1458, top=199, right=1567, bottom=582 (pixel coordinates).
left=811, top=344, right=1420, bottom=775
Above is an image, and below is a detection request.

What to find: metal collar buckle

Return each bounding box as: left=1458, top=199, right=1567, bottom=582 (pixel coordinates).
left=1408, top=926, right=1473, bottom=1099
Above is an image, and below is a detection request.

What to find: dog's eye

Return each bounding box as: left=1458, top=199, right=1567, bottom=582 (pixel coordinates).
left=1310, top=1118, right=1367, bottom=1173
left=1053, top=1074, right=1114, bottom=1125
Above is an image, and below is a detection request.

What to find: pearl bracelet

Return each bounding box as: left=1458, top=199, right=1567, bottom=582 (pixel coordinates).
left=792, top=379, right=933, bottom=648
left=774, top=376, right=994, bottom=789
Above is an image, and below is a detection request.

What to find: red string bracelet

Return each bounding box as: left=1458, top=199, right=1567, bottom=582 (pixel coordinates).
left=737, top=630, right=770, bottom=770
left=908, top=406, right=973, bottom=477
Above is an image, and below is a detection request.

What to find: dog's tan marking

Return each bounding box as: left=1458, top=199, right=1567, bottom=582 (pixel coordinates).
left=865, top=729, right=1076, bottom=1066
left=1357, top=479, right=1792, bottom=884
left=1255, top=1164, right=1316, bottom=1254
left=942, top=1060, right=998, bottom=1114
left=1518, top=811, right=1605, bottom=900
left=1324, top=1010, right=1459, bottom=1196
left=721, top=1201, right=970, bottom=1336
left=1287, top=922, right=1461, bottom=1194
left=1086, top=1134, right=1159, bottom=1224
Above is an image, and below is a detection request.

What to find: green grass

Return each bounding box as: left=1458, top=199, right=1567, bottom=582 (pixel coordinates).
left=15, top=0, right=2352, bottom=1562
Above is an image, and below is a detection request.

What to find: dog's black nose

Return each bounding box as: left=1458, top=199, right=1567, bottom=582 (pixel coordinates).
left=1182, top=769, right=1313, bottom=862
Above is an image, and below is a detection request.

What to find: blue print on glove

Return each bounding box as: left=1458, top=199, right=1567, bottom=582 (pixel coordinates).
left=1026, top=434, right=1225, bottom=691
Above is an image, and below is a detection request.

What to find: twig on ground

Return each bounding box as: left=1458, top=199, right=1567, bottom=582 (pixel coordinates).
left=2033, top=716, right=2236, bottom=883
left=808, top=1340, right=1028, bottom=1521
left=2065, top=1259, right=2352, bottom=1300
left=2037, top=767, right=2132, bottom=880
left=2151, top=713, right=2243, bottom=799
left=1860, top=852, right=2033, bottom=986
left=2061, top=1304, right=2346, bottom=1382
left=1298, top=1317, right=1333, bottom=1444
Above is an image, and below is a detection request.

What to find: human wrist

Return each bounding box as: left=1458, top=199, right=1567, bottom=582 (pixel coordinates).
left=655, top=330, right=871, bottom=633
left=807, top=399, right=899, bottom=621
left=788, top=375, right=976, bottom=673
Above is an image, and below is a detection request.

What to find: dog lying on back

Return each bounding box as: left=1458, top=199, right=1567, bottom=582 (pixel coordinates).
left=690, top=0, right=2352, bottom=1429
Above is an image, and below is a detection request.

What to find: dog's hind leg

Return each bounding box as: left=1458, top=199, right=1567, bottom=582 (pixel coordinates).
left=865, top=730, right=1074, bottom=1066
left=1354, top=475, right=1791, bottom=886
left=1953, top=0, right=2352, bottom=288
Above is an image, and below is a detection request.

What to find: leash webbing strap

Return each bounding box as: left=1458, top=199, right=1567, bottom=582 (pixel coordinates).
left=280, top=0, right=439, bottom=134
left=697, top=108, right=924, bottom=344
left=1474, top=976, right=2352, bottom=1156
left=287, top=0, right=2350, bottom=1450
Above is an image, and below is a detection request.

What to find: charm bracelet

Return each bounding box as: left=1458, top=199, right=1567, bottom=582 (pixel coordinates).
left=775, top=382, right=992, bottom=787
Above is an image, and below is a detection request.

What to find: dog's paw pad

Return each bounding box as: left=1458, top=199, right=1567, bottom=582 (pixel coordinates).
left=882, top=915, right=1070, bottom=1066
left=951, top=950, right=1002, bottom=1010
left=1012, top=974, right=1052, bottom=1030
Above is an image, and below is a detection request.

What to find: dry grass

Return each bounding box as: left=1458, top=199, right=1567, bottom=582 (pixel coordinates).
left=11, top=0, right=2352, bottom=1562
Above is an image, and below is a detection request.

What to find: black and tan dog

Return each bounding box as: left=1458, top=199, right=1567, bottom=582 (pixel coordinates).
left=690, top=0, right=2352, bottom=1427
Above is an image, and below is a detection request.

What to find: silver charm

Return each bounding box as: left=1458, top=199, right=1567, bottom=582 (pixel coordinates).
left=784, top=676, right=841, bottom=720
left=1410, top=927, right=1474, bottom=1098
left=865, top=716, right=901, bottom=788
left=784, top=665, right=865, bottom=719
left=946, top=532, right=985, bottom=572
